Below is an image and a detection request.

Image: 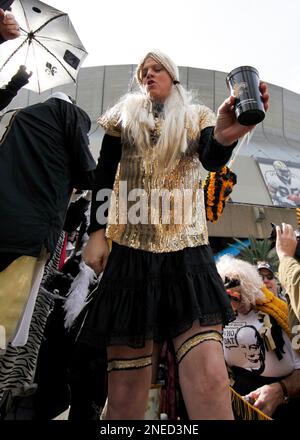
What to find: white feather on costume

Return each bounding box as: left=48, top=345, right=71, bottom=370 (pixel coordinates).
left=64, top=260, right=99, bottom=329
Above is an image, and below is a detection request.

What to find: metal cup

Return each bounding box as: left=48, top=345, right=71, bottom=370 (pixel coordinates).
left=226, top=66, right=265, bottom=126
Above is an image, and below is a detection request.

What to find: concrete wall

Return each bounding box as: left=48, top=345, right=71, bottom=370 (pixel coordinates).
left=207, top=203, right=298, bottom=239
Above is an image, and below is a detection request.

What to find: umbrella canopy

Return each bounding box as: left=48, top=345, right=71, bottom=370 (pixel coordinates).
left=0, top=0, right=88, bottom=93
left=0, top=0, right=14, bottom=11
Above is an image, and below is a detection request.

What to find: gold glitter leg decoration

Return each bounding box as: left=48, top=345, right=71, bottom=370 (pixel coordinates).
left=107, top=355, right=152, bottom=372
left=175, top=330, right=223, bottom=364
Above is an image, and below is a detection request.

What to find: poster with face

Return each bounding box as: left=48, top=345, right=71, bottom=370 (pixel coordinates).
left=223, top=320, right=266, bottom=375
left=235, top=326, right=265, bottom=371
left=256, top=158, right=300, bottom=208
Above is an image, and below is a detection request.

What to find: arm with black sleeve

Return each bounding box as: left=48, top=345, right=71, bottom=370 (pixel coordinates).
left=82, top=134, right=122, bottom=274
left=88, top=134, right=122, bottom=233
left=198, top=126, right=237, bottom=171
left=0, top=66, right=32, bottom=111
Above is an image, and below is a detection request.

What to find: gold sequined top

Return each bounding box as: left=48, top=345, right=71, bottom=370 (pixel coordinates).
left=99, top=104, right=216, bottom=253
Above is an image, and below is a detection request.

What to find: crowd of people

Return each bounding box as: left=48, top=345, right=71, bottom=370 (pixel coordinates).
left=0, top=5, right=300, bottom=421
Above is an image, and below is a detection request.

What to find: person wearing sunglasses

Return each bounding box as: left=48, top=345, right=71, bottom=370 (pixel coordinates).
left=257, top=261, right=280, bottom=297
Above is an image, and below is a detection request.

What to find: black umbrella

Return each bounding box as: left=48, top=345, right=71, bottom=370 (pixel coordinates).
left=0, top=0, right=88, bottom=93
left=0, top=1, right=14, bottom=11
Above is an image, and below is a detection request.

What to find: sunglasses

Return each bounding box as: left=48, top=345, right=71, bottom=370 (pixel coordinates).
left=224, top=278, right=241, bottom=302
left=259, top=273, right=274, bottom=281
left=224, top=277, right=240, bottom=289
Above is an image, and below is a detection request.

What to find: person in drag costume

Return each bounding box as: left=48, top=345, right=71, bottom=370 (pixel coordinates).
left=80, top=49, right=269, bottom=419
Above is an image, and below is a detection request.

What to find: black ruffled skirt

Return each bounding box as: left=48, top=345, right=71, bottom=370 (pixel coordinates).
left=77, top=242, right=235, bottom=349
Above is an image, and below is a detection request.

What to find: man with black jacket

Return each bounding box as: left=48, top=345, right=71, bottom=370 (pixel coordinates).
left=0, top=92, right=96, bottom=349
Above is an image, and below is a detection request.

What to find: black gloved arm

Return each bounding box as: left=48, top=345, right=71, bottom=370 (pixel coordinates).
left=198, top=126, right=238, bottom=171
left=0, top=65, right=31, bottom=111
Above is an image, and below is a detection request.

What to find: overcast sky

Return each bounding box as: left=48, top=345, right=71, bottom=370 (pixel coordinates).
left=38, top=0, right=300, bottom=95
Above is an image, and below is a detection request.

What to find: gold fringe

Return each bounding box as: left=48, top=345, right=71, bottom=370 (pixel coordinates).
left=230, top=386, right=273, bottom=420
left=296, top=207, right=300, bottom=229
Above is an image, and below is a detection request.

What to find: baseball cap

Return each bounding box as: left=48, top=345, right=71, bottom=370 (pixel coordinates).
left=257, top=261, right=274, bottom=274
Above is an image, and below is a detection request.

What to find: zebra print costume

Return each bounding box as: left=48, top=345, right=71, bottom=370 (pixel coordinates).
left=0, top=232, right=66, bottom=417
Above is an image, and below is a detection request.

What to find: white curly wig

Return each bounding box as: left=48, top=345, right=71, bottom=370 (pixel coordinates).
left=216, top=255, right=265, bottom=311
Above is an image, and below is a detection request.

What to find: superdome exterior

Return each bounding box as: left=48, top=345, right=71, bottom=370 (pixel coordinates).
left=2, top=64, right=299, bottom=240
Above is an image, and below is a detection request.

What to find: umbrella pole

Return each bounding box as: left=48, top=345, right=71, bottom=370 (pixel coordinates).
left=25, top=39, right=31, bottom=64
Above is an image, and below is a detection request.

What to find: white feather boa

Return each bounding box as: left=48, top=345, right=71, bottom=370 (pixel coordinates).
left=64, top=260, right=100, bottom=330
